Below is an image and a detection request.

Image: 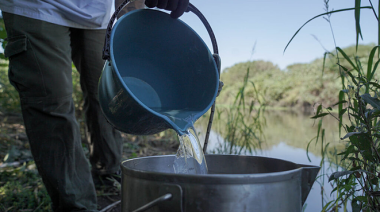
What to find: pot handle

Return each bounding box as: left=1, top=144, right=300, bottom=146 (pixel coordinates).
left=102, top=0, right=219, bottom=60
left=132, top=193, right=172, bottom=212
left=131, top=183, right=183, bottom=212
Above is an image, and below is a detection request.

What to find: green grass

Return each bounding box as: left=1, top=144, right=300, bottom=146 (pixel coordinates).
left=0, top=162, right=52, bottom=212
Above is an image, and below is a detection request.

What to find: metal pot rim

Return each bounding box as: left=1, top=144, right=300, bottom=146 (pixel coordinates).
left=121, top=154, right=303, bottom=184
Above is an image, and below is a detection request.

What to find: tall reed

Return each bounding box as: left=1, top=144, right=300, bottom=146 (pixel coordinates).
left=212, top=69, right=266, bottom=155
left=286, top=1, right=380, bottom=211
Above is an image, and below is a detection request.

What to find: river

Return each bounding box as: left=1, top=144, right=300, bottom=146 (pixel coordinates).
left=195, top=110, right=351, bottom=212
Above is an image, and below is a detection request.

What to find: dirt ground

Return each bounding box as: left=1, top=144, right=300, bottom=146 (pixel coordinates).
left=0, top=112, right=179, bottom=212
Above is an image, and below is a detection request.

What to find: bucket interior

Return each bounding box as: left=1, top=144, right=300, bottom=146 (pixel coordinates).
left=110, top=9, right=218, bottom=127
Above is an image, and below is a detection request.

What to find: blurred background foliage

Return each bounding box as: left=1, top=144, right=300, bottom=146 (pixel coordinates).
left=217, top=43, right=376, bottom=111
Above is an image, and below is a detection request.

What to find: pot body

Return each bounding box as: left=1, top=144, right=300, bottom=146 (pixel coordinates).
left=121, top=155, right=319, bottom=212
left=98, top=9, right=219, bottom=135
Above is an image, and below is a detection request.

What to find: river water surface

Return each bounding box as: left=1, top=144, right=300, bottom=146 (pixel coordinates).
left=196, top=110, right=350, bottom=212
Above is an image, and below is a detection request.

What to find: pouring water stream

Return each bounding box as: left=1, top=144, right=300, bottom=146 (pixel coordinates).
left=150, top=108, right=208, bottom=174
left=122, top=76, right=209, bottom=175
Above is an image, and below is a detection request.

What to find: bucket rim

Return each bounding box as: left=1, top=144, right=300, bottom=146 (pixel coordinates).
left=109, top=9, right=219, bottom=134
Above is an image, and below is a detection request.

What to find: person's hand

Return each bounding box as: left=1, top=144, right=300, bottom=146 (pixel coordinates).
left=145, top=0, right=189, bottom=18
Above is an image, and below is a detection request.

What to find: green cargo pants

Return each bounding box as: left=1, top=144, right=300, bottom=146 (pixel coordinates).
left=3, top=13, right=123, bottom=212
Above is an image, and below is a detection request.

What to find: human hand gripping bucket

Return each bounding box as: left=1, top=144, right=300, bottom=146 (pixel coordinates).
left=99, top=1, right=221, bottom=136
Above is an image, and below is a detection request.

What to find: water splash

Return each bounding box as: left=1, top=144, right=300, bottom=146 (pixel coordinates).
left=173, top=127, right=208, bottom=174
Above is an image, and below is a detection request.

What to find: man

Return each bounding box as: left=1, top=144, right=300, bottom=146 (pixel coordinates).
left=0, top=0, right=189, bottom=211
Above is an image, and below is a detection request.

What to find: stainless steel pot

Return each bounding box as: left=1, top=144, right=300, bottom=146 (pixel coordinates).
left=121, top=155, right=320, bottom=212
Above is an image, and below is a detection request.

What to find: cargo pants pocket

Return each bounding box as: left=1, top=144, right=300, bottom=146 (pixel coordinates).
left=5, top=34, right=47, bottom=97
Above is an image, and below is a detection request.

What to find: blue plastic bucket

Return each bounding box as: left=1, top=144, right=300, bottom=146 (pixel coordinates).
left=99, top=5, right=220, bottom=135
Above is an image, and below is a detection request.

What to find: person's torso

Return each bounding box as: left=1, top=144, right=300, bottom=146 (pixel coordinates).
left=0, top=0, right=113, bottom=29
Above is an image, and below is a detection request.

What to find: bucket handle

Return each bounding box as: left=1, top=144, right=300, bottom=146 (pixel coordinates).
left=102, top=1, right=219, bottom=60
left=101, top=1, right=222, bottom=154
